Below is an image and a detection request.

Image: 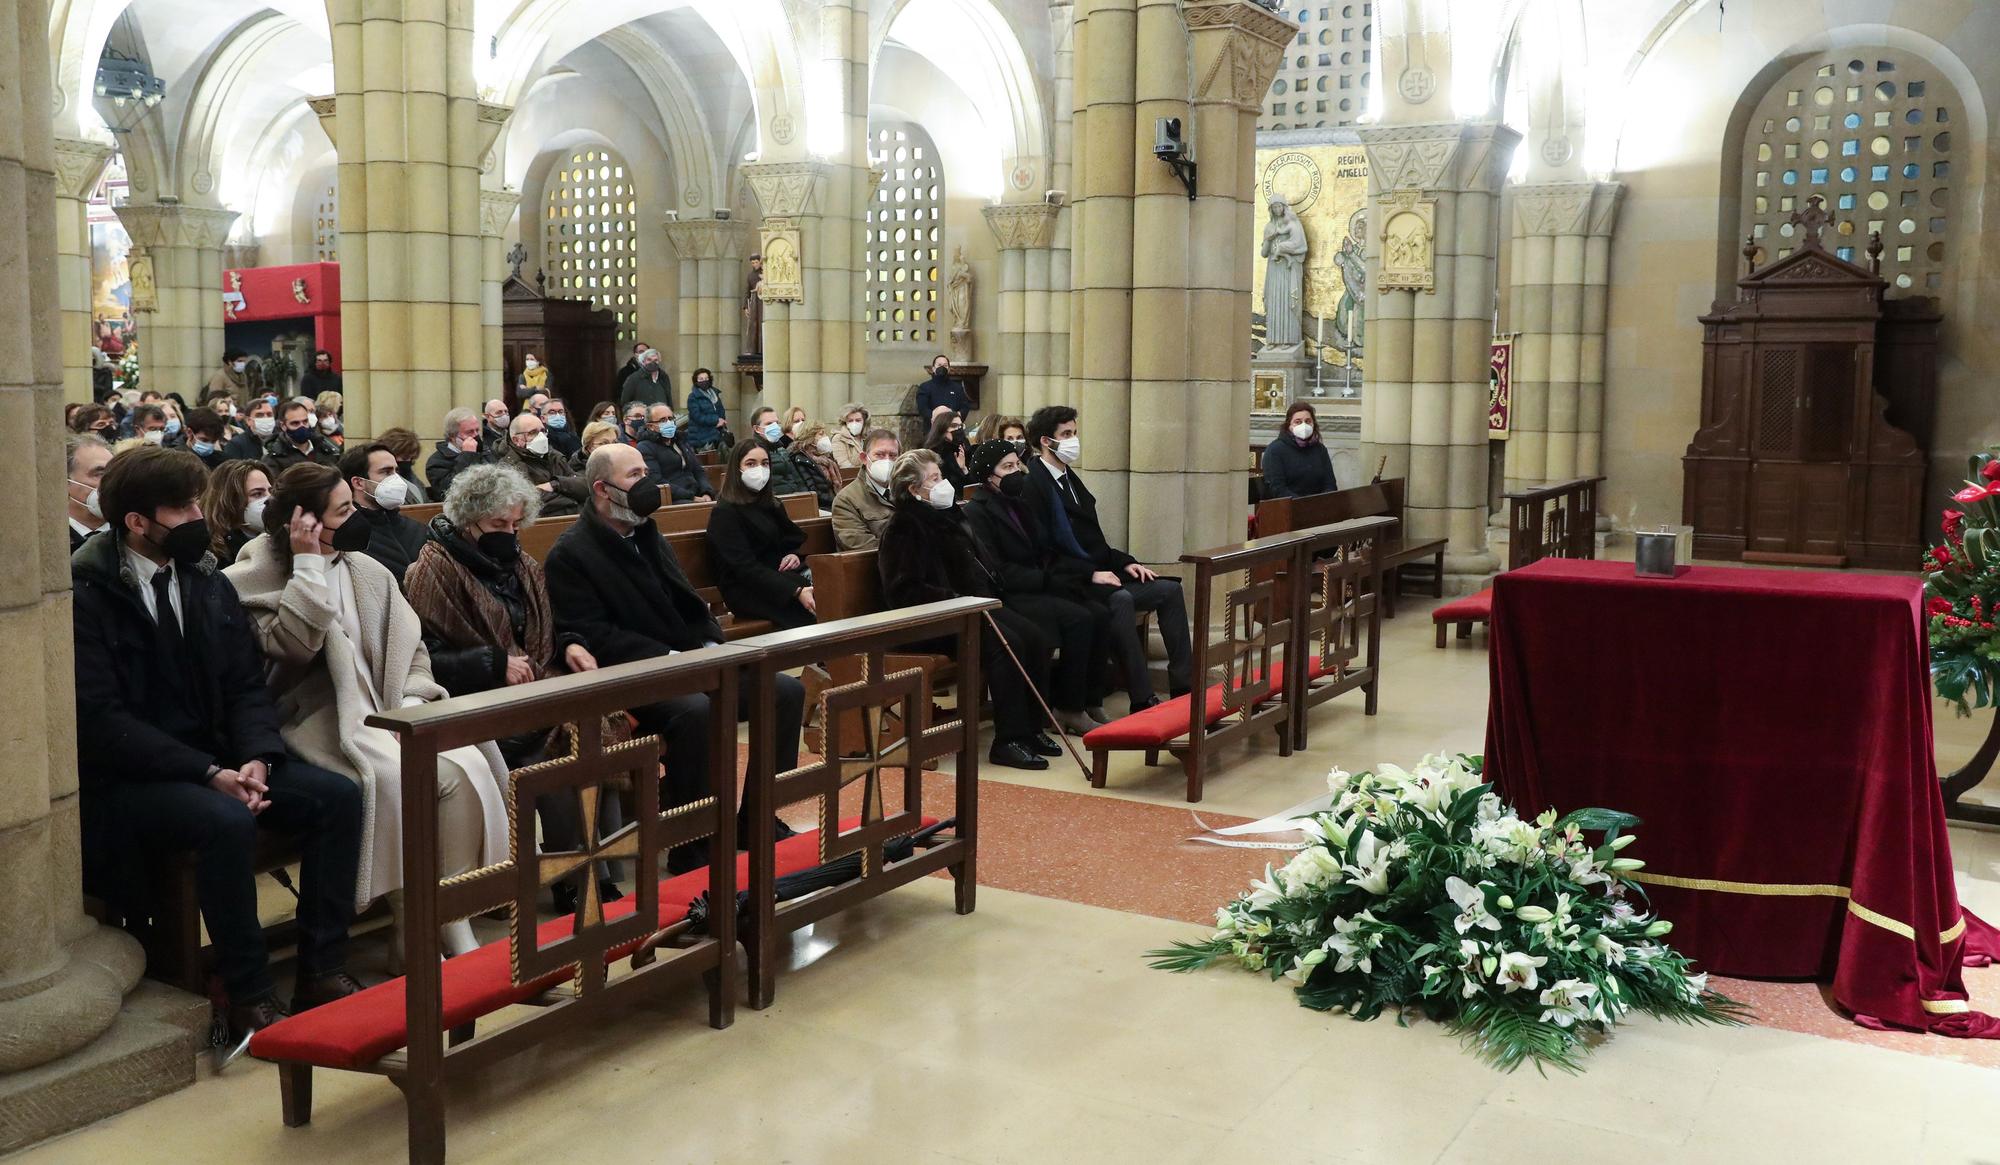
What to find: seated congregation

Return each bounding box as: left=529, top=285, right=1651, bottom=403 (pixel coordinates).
left=69, top=389, right=1212, bottom=1064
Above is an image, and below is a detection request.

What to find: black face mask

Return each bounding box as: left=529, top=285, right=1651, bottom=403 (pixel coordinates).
left=612, top=477, right=662, bottom=519
left=476, top=530, right=520, bottom=564
left=326, top=517, right=372, bottom=553
left=286, top=425, right=315, bottom=446
left=150, top=517, right=212, bottom=565
left=996, top=471, right=1028, bottom=499
left=694, top=379, right=712, bottom=391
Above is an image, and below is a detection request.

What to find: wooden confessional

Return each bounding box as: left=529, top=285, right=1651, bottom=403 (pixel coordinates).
left=1682, top=196, right=1938, bottom=569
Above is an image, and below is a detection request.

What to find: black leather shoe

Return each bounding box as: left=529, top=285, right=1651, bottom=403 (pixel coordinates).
left=1130, top=695, right=1165, bottom=714
left=291, top=971, right=364, bottom=1013
left=226, top=996, right=288, bottom=1043
left=1025, top=733, right=1062, bottom=757
left=988, top=740, right=1050, bottom=770
left=598, top=879, right=626, bottom=904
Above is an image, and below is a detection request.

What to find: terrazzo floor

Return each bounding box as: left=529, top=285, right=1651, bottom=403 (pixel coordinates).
left=14, top=574, right=2000, bottom=1163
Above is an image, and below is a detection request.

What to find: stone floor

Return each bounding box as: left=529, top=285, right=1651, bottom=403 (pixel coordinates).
left=12, top=576, right=2000, bottom=1164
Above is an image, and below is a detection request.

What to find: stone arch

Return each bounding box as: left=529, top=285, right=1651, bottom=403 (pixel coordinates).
left=868, top=0, right=1048, bottom=178
left=172, top=11, right=299, bottom=206
left=482, top=0, right=804, bottom=155
left=594, top=26, right=722, bottom=211
left=1494, top=0, right=1589, bottom=179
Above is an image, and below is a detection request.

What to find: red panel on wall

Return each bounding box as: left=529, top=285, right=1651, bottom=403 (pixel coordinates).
left=221, top=262, right=342, bottom=364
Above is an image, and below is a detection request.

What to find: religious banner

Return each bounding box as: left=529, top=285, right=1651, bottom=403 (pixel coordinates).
left=1489, top=336, right=1514, bottom=440
left=1251, top=142, right=1369, bottom=374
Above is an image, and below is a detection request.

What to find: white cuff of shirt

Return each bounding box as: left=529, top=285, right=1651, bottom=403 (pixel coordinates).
left=292, top=552, right=328, bottom=580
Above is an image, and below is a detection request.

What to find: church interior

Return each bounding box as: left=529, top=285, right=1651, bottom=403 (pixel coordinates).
left=5, top=0, right=2000, bottom=1161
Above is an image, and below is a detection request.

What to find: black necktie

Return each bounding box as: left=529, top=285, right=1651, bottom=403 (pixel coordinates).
left=151, top=568, right=185, bottom=656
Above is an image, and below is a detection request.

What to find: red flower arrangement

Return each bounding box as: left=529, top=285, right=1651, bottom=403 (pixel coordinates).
left=1927, top=447, right=2000, bottom=713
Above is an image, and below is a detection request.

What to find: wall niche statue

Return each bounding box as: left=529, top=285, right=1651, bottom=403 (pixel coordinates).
left=1260, top=197, right=1308, bottom=351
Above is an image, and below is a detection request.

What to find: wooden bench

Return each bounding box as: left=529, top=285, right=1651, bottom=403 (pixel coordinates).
left=1255, top=478, right=1445, bottom=616
left=665, top=514, right=835, bottom=642
left=736, top=598, right=990, bottom=1006
left=796, top=547, right=962, bottom=755
left=1434, top=476, right=1604, bottom=647
left=401, top=502, right=444, bottom=526
left=249, top=645, right=761, bottom=1165
left=1082, top=517, right=1390, bottom=801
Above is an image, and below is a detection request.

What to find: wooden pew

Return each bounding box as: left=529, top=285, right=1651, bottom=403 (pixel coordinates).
left=401, top=502, right=444, bottom=526
left=249, top=645, right=761, bottom=1165
left=665, top=515, right=835, bottom=641
left=1254, top=478, right=1445, bottom=616
left=797, top=547, right=960, bottom=756
left=1289, top=517, right=1391, bottom=748
left=737, top=598, right=991, bottom=1007
left=519, top=514, right=577, bottom=564
left=1433, top=476, right=1603, bottom=647
left=780, top=491, right=818, bottom=519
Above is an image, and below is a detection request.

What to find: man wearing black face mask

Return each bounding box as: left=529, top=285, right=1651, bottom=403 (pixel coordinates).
left=915, top=354, right=972, bottom=427
left=543, top=444, right=804, bottom=874
left=71, top=448, right=364, bottom=1053
left=265, top=400, right=340, bottom=470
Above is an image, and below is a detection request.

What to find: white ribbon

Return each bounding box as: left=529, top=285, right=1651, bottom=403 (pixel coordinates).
left=1188, top=791, right=1337, bottom=851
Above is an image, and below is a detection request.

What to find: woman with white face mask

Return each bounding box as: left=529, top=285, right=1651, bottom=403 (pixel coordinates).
left=200, top=461, right=275, bottom=567
left=705, top=439, right=817, bottom=630
left=828, top=403, right=869, bottom=468
left=874, top=449, right=1061, bottom=771
left=1260, top=400, right=1339, bottom=500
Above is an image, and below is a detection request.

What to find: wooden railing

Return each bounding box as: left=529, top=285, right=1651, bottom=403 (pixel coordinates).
left=1504, top=476, right=1604, bottom=570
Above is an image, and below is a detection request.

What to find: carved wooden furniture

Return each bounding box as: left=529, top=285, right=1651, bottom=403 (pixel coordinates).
left=795, top=548, right=959, bottom=757
left=250, top=645, right=760, bottom=1165
left=1254, top=478, right=1445, bottom=616
left=1433, top=477, right=1605, bottom=648
left=1290, top=516, right=1391, bottom=749
left=1683, top=201, right=1936, bottom=569
left=738, top=598, right=991, bottom=1007
left=501, top=275, right=620, bottom=414
left=665, top=516, right=834, bottom=642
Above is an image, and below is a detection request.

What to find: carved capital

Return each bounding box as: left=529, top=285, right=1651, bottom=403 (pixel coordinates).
left=1188, top=0, right=1295, bottom=111
left=53, top=138, right=115, bottom=201
left=307, top=94, right=336, bottom=136
left=479, top=188, right=521, bottom=237
left=1511, top=180, right=1623, bottom=240
left=982, top=203, right=1061, bottom=250
left=1359, top=121, right=1517, bottom=195
left=476, top=101, right=514, bottom=155
left=661, top=218, right=755, bottom=261
left=113, top=202, right=240, bottom=251
left=741, top=161, right=828, bottom=219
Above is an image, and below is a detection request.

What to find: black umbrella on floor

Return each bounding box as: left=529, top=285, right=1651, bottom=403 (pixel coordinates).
left=677, top=817, right=959, bottom=936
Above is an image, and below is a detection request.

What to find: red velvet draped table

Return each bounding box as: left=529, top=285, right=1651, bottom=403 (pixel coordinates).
left=1484, top=559, right=2000, bottom=1037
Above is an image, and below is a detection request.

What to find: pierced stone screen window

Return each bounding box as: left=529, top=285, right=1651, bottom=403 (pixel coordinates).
left=1735, top=53, right=1956, bottom=295
left=543, top=148, right=639, bottom=342
left=1261, top=3, right=1370, bottom=131
left=313, top=184, right=337, bottom=262
left=866, top=124, right=941, bottom=345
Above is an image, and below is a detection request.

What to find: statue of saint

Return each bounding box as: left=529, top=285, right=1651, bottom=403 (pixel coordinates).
left=946, top=247, right=974, bottom=363
left=1332, top=213, right=1366, bottom=356
left=1261, top=197, right=1308, bottom=350
left=741, top=254, right=764, bottom=359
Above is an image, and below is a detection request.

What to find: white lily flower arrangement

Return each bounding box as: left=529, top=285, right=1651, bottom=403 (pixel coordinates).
left=1149, top=754, right=1746, bottom=1072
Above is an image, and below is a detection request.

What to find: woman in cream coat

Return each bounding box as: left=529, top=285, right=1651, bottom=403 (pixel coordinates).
left=227, top=462, right=508, bottom=959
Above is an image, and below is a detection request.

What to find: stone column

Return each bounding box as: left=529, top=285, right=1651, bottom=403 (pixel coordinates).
left=1503, top=180, right=1620, bottom=493
left=326, top=3, right=491, bottom=436
left=743, top=159, right=871, bottom=423
left=0, top=0, right=182, bottom=1148
left=1357, top=122, right=1517, bottom=584
left=1067, top=0, right=1288, bottom=560
left=981, top=203, right=1061, bottom=417
left=662, top=217, right=754, bottom=418
left=53, top=139, right=113, bottom=404
left=1048, top=0, right=1076, bottom=410
left=479, top=187, right=520, bottom=410
left=112, top=202, right=237, bottom=401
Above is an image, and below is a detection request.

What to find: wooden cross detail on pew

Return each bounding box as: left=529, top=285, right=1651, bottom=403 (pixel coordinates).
left=503, top=721, right=664, bottom=986
left=793, top=663, right=932, bottom=877
left=1219, top=578, right=1284, bottom=720
left=1305, top=547, right=1371, bottom=677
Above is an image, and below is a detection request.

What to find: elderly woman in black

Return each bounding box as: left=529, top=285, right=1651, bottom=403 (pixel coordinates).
left=706, top=438, right=817, bottom=630
left=877, top=449, right=1061, bottom=771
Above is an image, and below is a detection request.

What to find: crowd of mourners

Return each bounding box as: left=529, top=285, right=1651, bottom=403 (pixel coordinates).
left=71, top=341, right=1341, bottom=1058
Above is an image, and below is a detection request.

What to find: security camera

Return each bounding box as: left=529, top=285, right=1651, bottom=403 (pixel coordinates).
left=713, top=208, right=732, bottom=221
left=1154, top=117, right=1186, bottom=160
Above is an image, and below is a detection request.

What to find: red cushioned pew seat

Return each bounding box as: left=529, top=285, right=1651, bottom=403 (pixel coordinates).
left=1432, top=587, right=1492, bottom=648
left=1082, top=657, right=1340, bottom=752
left=249, top=821, right=898, bottom=1071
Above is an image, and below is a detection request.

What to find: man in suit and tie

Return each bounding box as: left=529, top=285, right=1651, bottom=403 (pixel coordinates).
left=1021, top=405, right=1192, bottom=714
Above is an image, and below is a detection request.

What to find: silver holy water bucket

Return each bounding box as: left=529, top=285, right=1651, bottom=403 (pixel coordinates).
left=1634, top=528, right=1680, bottom=578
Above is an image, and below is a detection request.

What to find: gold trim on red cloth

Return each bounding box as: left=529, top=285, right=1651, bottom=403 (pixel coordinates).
left=1921, top=998, right=1972, bottom=1015
left=1630, top=872, right=1966, bottom=945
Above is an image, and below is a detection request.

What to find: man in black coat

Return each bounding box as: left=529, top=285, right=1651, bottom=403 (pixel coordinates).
left=610, top=341, right=650, bottom=402
left=1021, top=404, right=1192, bottom=713
left=424, top=406, right=490, bottom=500
left=914, top=354, right=972, bottom=426
left=66, top=432, right=112, bottom=552
left=543, top=444, right=802, bottom=871
left=264, top=399, right=341, bottom=470
left=340, top=442, right=429, bottom=584
left=619, top=348, right=673, bottom=409
left=220, top=397, right=277, bottom=462
left=73, top=447, right=362, bottom=1048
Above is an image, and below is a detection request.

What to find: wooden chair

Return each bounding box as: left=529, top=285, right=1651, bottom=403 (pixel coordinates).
left=249, top=647, right=762, bottom=1165
left=737, top=598, right=991, bottom=1007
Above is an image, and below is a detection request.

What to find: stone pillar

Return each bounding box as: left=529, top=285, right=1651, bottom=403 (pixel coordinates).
left=981, top=204, right=1061, bottom=417
left=1503, top=180, right=1620, bottom=493
left=326, top=3, right=491, bottom=436
left=0, top=0, right=186, bottom=1149
left=1048, top=0, right=1076, bottom=410
left=662, top=218, right=754, bottom=419
left=112, top=203, right=237, bottom=401
left=743, top=159, right=870, bottom=423
left=479, top=187, right=520, bottom=415
left=1357, top=122, right=1517, bottom=584
left=53, top=139, right=113, bottom=405
left=1067, top=0, right=1288, bottom=560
